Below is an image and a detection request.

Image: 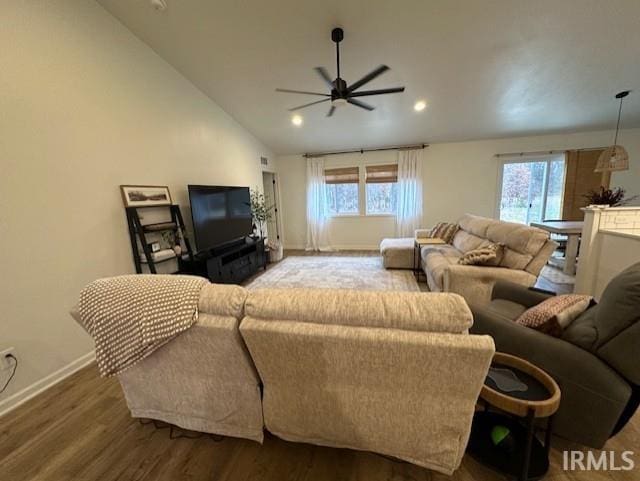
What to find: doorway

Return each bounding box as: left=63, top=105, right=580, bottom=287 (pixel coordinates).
left=497, top=156, right=566, bottom=225
left=262, top=171, right=280, bottom=242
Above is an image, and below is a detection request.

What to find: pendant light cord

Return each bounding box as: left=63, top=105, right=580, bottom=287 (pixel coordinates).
left=613, top=96, right=624, bottom=146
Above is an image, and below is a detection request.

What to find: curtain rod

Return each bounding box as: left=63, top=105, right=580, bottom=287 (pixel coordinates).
left=494, top=147, right=605, bottom=158
left=303, top=143, right=429, bottom=158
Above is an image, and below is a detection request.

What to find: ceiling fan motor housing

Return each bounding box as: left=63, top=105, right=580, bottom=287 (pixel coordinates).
left=332, top=78, right=348, bottom=98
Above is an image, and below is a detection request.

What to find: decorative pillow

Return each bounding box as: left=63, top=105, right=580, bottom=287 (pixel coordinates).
left=458, top=243, right=503, bottom=266
left=515, top=294, right=593, bottom=337
left=429, top=222, right=459, bottom=244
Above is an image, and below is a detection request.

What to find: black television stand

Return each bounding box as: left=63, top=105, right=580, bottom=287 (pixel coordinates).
left=193, top=237, right=266, bottom=284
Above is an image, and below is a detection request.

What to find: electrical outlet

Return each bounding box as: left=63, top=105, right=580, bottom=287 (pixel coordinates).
left=0, top=347, right=15, bottom=370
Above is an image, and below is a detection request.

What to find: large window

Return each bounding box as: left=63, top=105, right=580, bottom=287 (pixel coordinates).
left=365, top=164, right=398, bottom=214
left=325, top=167, right=359, bottom=215
left=498, top=156, right=566, bottom=224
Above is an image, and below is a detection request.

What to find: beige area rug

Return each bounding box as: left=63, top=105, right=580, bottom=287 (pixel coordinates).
left=541, top=265, right=576, bottom=285
left=246, top=256, right=419, bottom=291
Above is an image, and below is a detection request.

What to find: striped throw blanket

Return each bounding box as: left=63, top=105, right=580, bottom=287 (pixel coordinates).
left=78, top=274, right=208, bottom=377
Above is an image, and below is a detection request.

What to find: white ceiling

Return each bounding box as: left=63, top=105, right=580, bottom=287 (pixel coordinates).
left=98, top=0, right=640, bottom=154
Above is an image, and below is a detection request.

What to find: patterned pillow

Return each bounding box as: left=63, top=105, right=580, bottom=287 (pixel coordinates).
left=515, top=294, right=593, bottom=337
left=429, top=222, right=459, bottom=244
left=458, top=243, right=503, bottom=266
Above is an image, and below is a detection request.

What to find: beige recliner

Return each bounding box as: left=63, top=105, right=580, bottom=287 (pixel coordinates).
left=417, top=214, right=557, bottom=306
left=239, top=288, right=495, bottom=475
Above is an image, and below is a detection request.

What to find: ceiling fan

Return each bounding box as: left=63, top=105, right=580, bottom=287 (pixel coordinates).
left=276, top=28, right=405, bottom=117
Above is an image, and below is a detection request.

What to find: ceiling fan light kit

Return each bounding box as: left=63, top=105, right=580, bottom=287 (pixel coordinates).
left=595, top=90, right=631, bottom=172
left=276, top=28, right=405, bottom=117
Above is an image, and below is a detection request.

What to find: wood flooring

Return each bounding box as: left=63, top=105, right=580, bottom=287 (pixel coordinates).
left=0, top=364, right=638, bottom=481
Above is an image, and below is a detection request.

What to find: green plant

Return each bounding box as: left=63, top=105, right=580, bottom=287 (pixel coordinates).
left=583, top=186, right=638, bottom=207
left=248, top=188, right=274, bottom=238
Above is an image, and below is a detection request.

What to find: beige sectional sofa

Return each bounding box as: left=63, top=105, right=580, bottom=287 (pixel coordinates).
left=75, top=281, right=495, bottom=475
left=417, top=214, right=556, bottom=306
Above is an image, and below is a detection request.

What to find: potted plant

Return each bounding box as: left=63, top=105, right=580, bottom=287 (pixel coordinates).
left=248, top=188, right=274, bottom=239
left=583, top=186, right=638, bottom=207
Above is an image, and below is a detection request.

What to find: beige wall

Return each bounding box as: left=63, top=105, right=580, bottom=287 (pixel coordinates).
left=0, top=0, right=274, bottom=412
left=277, top=128, right=640, bottom=249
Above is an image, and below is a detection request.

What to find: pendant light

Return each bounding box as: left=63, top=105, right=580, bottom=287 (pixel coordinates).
left=595, top=90, right=631, bottom=172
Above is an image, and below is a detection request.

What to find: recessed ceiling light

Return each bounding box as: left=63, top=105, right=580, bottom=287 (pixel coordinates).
left=414, top=100, right=427, bottom=112
left=291, top=115, right=303, bottom=126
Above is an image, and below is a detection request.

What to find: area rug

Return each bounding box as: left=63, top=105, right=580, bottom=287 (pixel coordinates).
left=246, top=256, right=419, bottom=291
left=541, top=265, right=575, bottom=285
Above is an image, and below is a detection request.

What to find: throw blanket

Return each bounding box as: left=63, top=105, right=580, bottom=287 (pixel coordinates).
left=78, top=274, right=208, bottom=377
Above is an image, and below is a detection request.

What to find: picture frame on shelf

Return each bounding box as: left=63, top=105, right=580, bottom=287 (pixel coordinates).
left=120, top=185, right=172, bottom=208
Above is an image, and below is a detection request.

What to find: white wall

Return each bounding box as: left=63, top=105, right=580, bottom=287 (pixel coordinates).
left=278, top=128, right=640, bottom=249
left=0, top=0, right=274, bottom=412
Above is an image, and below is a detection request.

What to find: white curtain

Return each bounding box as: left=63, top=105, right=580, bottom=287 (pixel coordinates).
left=305, top=157, right=331, bottom=251
left=395, top=149, right=423, bottom=237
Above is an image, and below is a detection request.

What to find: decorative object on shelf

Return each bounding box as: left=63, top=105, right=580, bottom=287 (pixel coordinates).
left=120, top=185, right=172, bottom=208
left=248, top=188, right=274, bottom=239
left=583, top=186, right=638, bottom=207
left=595, top=91, right=631, bottom=173
left=124, top=203, right=194, bottom=274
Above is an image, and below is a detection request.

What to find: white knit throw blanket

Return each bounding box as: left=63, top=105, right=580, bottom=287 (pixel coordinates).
left=78, top=275, right=208, bottom=377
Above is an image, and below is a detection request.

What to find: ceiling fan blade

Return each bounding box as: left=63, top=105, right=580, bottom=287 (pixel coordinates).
left=314, top=67, right=334, bottom=88
left=347, top=98, right=375, bottom=111
left=288, top=98, right=330, bottom=111
left=349, top=87, right=405, bottom=98
left=347, top=65, right=389, bottom=93
left=327, top=105, right=336, bottom=117
left=276, top=88, right=330, bottom=97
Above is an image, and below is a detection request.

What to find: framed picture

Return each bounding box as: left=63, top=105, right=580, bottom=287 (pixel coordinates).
left=120, top=185, right=172, bottom=208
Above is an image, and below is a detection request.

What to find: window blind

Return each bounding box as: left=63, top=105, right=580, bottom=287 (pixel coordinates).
left=365, top=164, right=398, bottom=183
left=324, top=167, right=359, bottom=184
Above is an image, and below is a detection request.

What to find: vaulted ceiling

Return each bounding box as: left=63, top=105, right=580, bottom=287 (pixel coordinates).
left=98, top=0, right=640, bottom=154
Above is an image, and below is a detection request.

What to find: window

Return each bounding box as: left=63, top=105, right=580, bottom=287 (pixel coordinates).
left=498, top=156, right=566, bottom=224
left=325, top=167, right=359, bottom=215
left=365, top=164, right=398, bottom=214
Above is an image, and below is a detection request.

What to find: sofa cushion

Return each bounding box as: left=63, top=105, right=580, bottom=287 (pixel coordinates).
left=245, top=288, right=473, bottom=334
left=198, top=283, right=248, bottom=319
left=483, top=299, right=528, bottom=320
left=380, top=237, right=414, bottom=269
left=423, top=249, right=462, bottom=290
left=457, top=214, right=550, bottom=270
left=452, top=230, right=492, bottom=253
left=593, top=262, right=640, bottom=349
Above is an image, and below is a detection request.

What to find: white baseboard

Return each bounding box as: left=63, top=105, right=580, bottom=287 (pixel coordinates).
left=0, top=351, right=95, bottom=418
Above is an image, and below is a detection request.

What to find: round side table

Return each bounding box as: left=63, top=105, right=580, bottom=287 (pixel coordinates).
left=467, top=352, right=561, bottom=481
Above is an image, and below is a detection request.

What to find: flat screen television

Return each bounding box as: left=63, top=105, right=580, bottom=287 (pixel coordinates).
left=188, top=185, right=252, bottom=252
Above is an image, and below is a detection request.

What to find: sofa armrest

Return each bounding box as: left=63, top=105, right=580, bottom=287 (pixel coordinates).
left=443, top=265, right=536, bottom=307
left=414, top=228, right=432, bottom=238
left=470, top=310, right=631, bottom=447
left=491, top=281, right=555, bottom=308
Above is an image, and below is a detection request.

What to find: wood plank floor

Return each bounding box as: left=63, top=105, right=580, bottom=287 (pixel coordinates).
left=1, top=364, right=638, bottom=480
